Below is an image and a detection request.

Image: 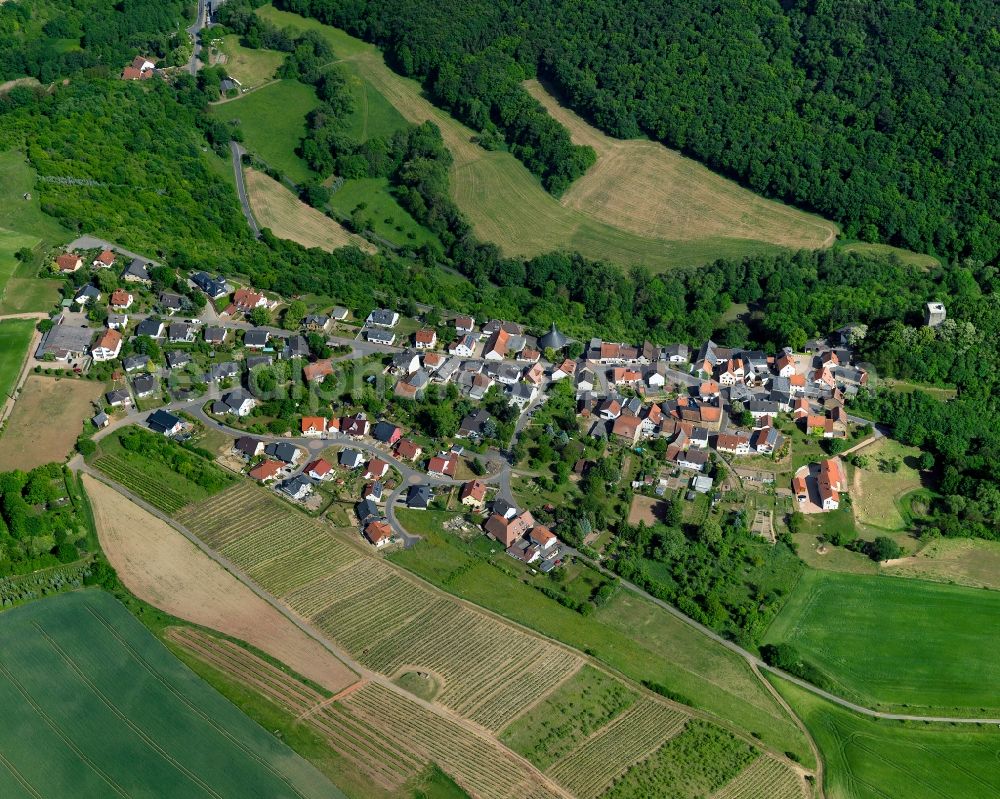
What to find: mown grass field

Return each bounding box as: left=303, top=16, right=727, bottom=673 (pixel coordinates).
left=217, top=35, right=284, bottom=88
left=764, top=570, right=1000, bottom=715
left=774, top=677, right=1000, bottom=799
left=850, top=438, right=926, bottom=532
left=256, top=5, right=832, bottom=272
left=326, top=176, right=437, bottom=248
left=0, top=590, right=338, bottom=798
left=0, top=318, right=34, bottom=400
left=244, top=168, right=375, bottom=253
left=388, top=523, right=812, bottom=763
left=336, top=60, right=409, bottom=141
left=211, top=79, right=320, bottom=183
left=883, top=537, right=1000, bottom=590
left=838, top=240, right=940, bottom=269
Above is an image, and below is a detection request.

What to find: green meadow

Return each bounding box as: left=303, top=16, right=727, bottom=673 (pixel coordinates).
left=764, top=570, right=1000, bottom=715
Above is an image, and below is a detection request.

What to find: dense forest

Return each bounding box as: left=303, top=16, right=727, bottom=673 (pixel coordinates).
left=278, top=0, right=1000, bottom=262
left=0, top=0, right=191, bottom=81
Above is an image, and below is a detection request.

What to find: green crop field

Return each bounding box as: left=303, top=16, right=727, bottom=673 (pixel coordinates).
left=0, top=319, right=34, bottom=400
left=774, top=678, right=1000, bottom=799
left=0, top=590, right=340, bottom=798
left=211, top=80, right=320, bottom=183
left=388, top=524, right=812, bottom=764
left=257, top=5, right=835, bottom=272
left=327, top=176, right=437, bottom=248
left=764, top=570, right=1000, bottom=715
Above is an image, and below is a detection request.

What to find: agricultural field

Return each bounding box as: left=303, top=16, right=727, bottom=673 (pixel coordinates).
left=774, top=677, right=1000, bottom=799
left=336, top=60, right=409, bottom=142
left=256, top=6, right=832, bottom=272
left=0, top=318, right=34, bottom=400
left=0, top=376, right=103, bottom=471
left=92, top=427, right=235, bottom=513
left=711, top=756, right=809, bottom=799
left=850, top=437, right=927, bottom=532
left=245, top=168, right=375, bottom=253
left=501, top=665, right=636, bottom=769
left=547, top=697, right=687, bottom=799
left=211, top=79, right=320, bottom=183
left=0, top=590, right=338, bottom=798
left=599, top=721, right=772, bottom=799
left=86, top=475, right=357, bottom=693
left=390, top=525, right=813, bottom=763
left=215, top=35, right=284, bottom=88
left=326, top=176, right=438, bottom=248
left=523, top=79, right=837, bottom=253
left=764, top=570, right=1000, bottom=715
left=882, top=536, right=1000, bottom=590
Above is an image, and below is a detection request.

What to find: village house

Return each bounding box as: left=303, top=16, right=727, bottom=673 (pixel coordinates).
left=551, top=359, right=576, bottom=381
left=367, top=328, right=396, bottom=346
left=391, top=351, right=421, bottom=375
left=364, top=458, right=390, bottom=480
left=93, top=250, right=117, bottom=268
left=232, top=287, right=270, bottom=313
left=147, top=409, right=183, bottom=436
left=105, top=388, right=132, bottom=408
left=448, top=332, right=477, bottom=357
left=423, top=352, right=445, bottom=372
left=279, top=475, right=313, bottom=502
left=612, top=414, right=642, bottom=444
left=427, top=452, right=458, bottom=478
left=340, top=449, right=364, bottom=470
left=366, top=309, right=400, bottom=328
left=215, top=389, right=256, bottom=417
left=250, top=459, right=284, bottom=482
left=460, top=480, right=487, bottom=509
left=518, top=347, right=540, bottom=364
left=265, top=442, right=301, bottom=465
left=341, top=413, right=370, bottom=438
left=406, top=484, right=433, bottom=510
left=110, top=289, right=133, bottom=310
left=131, top=373, right=157, bottom=398
left=484, top=509, right=535, bottom=547
left=364, top=520, right=393, bottom=548
left=372, top=421, right=402, bottom=445
left=192, top=272, right=229, bottom=299
left=121, top=258, right=151, bottom=284
left=362, top=481, right=384, bottom=502
left=56, top=253, right=83, bottom=273
left=166, top=350, right=191, bottom=370
left=234, top=436, right=264, bottom=459
left=301, top=416, right=328, bottom=436
left=483, top=328, right=510, bottom=361
left=664, top=343, right=689, bottom=363
left=75, top=285, right=101, bottom=306
left=524, top=362, right=545, bottom=386
left=90, top=329, right=122, bottom=362
left=508, top=382, right=537, bottom=408
left=414, top=328, right=437, bottom=349
left=751, top=426, right=782, bottom=454
left=303, top=359, right=334, bottom=383
left=611, top=367, right=643, bottom=387
left=107, top=313, right=128, bottom=330
left=394, top=438, right=423, bottom=461
left=716, top=432, right=751, bottom=456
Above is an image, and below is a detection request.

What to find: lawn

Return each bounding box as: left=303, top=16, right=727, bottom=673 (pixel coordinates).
left=327, top=176, right=438, bottom=248
left=257, top=6, right=835, bottom=273
left=217, top=35, right=284, bottom=87
left=764, top=570, right=1000, bottom=715
left=850, top=437, right=927, bottom=532
left=0, top=590, right=338, bottom=799
left=0, top=318, right=34, bottom=400
left=500, top=665, right=636, bottom=769
left=211, top=79, right=320, bottom=183
left=773, top=677, right=1000, bottom=799
left=388, top=525, right=813, bottom=764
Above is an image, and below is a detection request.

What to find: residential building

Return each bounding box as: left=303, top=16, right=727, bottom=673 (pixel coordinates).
left=105, top=389, right=131, bottom=408
left=341, top=413, right=369, bottom=438
left=265, top=442, right=301, bottom=465
left=340, top=449, right=364, bottom=469
left=366, top=309, right=399, bottom=328
left=279, top=475, right=313, bottom=501
left=204, top=326, right=227, bottom=345
left=427, top=453, right=458, bottom=478
left=192, top=271, right=228, bottom=299
left=483, top=328, right=510, bottom=361
left=303, top=359, right=334, bottom=383
left=460, top=480, right=487, bottom=509
left=93, top=250, right=116, bottom=268
left=91, top=329, right=122, bottom=362
left=75, top=285, right=101, bottom=306
left=121, top=258, right=151, bottom=284
left=395, top=438, right=422, bottom=461
left=244, top=328, right=270, bottom=349
left=249, top=460, right=284, bottom=482
left=301, top=417, right=328, bottom=436
left=147, top=410, right=183, bottom=436
left=414, top=328, right=437, bottom=349
left=234, top=436, right=264, bottom=459
left=406, top=484, right=432, bottom=510
left=56, top=253, right=83, bottom=273
left=131, top=374, right=157, bottom=398
left=367, top=329, right=396, bottom=346
left=233, top=287, right=269, bottom=313
left=365, top=520, right=393, bottom=548
left=122, top=354, right=149, bottom=372
left=110, top=289, right=133, bottom=310
left=166, top=350, right=191, bottom=369
left=372, top=421, right=402, bottom=445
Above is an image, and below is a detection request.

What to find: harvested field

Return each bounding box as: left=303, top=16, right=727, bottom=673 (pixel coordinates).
left=245, top=169, right=375, bottom=253
left=85, top=474, right=357, bottom=694
left=340, top=683, right=568, bottom=799
left=0, top=376, right=102, bottom=471
left=711, top=755, right=807, bottom=799
left=546, top=697, right=687, bottom=799
left=524, top=80, right=837, bottom=251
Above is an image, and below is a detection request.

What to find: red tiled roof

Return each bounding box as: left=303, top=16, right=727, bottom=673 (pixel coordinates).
left=395, top=438, right=422, bottom=459
left=249, top=460, right=283, bottom=480
left=460, top=480, right=487, bottom=503
left=301, top=416, right=327, bottom=434
left=305, top=458, right=332, bottom=477
left=303, top=360, right=333, bottom=382
left=365, top=520, right=392, bottom=545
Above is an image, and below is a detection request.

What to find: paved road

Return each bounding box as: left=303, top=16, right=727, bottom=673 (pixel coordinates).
left=229, top=141, right=261, bottom=238
left=187, top=0, right=207, bottom=76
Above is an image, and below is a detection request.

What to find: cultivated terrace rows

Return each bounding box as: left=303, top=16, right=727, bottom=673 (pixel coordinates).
left=175, top=481, right=808, bottom=799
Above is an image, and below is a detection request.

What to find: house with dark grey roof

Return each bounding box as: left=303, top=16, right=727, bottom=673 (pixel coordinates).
left=264, top=441, right=300, bottom=465
left=166, top=350, right=191, bottom=369
left=215, top=388, right=256, bottom=416
left=159, top=292, right=184, bottom=313
left=105, top=388, right=132, bottom=407
left=282, top=335, right=310, bottom=360
left=135, top=318, right=164, bottom=339
left=168, top=322, right=195, bottom=343
left=406, top=484, right=432, bottom=510
left=122, top=354, right=150, bottom=373
left=131, top=373, right=157, bottom=398
left=204, top=326, right=227, bottom=344
left=279, top=474, right=313, bottom=501
left=245, top=354, right=273, bottom=370
left=35, top=321, right=93, bottom=361
left=457, top=409, right=494, bottom=438
left=192, top=271, right=229, bottom=299
left=74, top=284, right=101, bottom=306
left=147, top=409, right=183, bottom=436
left=243, top=328, right=270, bottom=349
left=367, top=328, right=396, bottom=346
left=366, top=308, right=399, bottom=328
left=356, top=498, right=380, bottom=524
left=340, top=449, right=364, bottom=469
left=121, top=258, right=151, bottom=284
left=206, top=361, right=239, bottom=382
left=234, top=436, right=264, bottom=458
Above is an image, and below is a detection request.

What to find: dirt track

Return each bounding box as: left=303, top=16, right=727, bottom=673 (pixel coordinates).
left=84, top=473, right=358, bottom=693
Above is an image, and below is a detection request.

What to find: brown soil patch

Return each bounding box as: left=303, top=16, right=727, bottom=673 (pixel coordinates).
left=0, top=376, right=102, bottom=470
left=244, top=169, right=375, bottom=253
left=628, top=494, right=667, bottom=525
left=84, top=473, right=357, bottom=693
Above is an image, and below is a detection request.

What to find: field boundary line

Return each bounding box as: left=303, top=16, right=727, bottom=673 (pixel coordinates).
left=0, top=748, right=43, bottom=799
